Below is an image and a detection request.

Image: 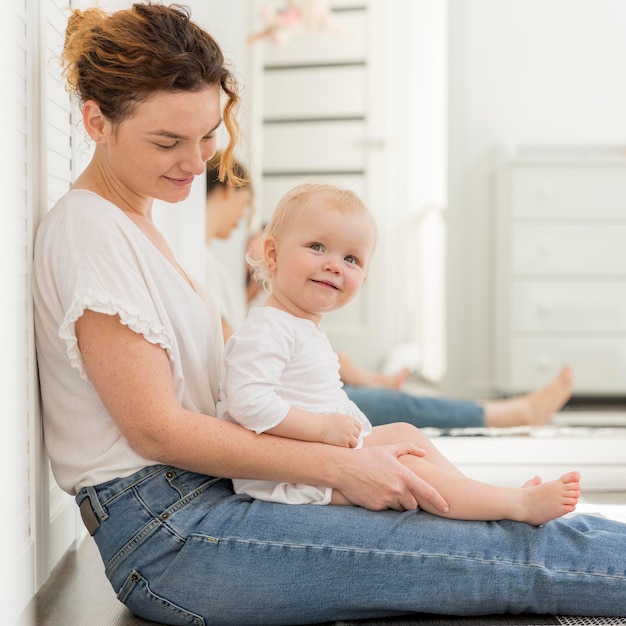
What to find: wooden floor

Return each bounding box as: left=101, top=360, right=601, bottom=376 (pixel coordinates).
left=34, top=537, right=161, bottom=626
left=30, top=492, right=626, bottom=626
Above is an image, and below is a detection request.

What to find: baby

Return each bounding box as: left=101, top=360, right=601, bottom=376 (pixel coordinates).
left=217, top=182, right=580, bottom=525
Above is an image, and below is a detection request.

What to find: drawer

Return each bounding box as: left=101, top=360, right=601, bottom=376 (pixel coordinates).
left=509, top=337, right=626, bottom=394
left=264, top=66, right=366, bottom=119
left=512, top=223, right=626, bottom=275
left=262, top=120, right=365, bottom=172
left=511, top=166, right=626, bottom=219
left=512, top=280, right=626, bottom=332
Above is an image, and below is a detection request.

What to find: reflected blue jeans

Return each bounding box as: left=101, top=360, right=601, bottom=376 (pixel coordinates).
left=77, top=465, right=626, bottom=626
left=344, top=384, right=484, bottom=429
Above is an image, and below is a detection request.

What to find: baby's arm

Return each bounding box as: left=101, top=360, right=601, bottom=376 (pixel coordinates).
left=267, top=407, right=362, bottom=448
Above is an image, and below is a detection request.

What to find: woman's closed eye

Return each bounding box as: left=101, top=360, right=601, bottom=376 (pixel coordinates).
left=153, top=132, right=216, bottom=151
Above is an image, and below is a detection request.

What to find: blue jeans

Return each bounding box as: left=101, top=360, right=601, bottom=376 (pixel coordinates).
left=344, top=385, right=484, bottom=429
left=77, top=464, right=626, bottom=625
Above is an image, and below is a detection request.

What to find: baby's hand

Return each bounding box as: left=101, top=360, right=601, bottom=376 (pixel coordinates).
left=321, top=413, right=362, bottom=447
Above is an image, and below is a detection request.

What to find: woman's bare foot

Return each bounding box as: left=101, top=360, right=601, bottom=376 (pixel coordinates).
left=483, top=366, right=573, bottom=428
left=515, top=471, right=580, bottom=526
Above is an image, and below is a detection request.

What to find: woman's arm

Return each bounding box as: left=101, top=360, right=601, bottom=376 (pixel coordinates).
left=75, top=309, right=448, bottom=512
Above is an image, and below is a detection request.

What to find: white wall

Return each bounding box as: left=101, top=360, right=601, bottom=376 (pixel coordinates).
left=445, top=0, right=626, bottom=398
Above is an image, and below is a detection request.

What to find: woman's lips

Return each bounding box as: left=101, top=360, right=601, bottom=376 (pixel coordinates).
left=164, top=175, right=194, bottom=187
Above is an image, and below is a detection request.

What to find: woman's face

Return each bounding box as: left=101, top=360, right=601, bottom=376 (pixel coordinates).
left=100, top=85, right=222, bottom=205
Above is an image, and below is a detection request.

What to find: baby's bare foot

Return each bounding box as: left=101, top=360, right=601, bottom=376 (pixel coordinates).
left=518, top=471, right=580, bottom=526
left=522, top=475, right=542, bottom=488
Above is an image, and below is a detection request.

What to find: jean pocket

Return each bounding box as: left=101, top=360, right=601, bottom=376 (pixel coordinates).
left=118, top=569, right=205, bottom=626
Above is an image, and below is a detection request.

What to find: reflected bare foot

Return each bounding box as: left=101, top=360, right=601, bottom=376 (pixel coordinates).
left=484, top=366, right=573, bottom=428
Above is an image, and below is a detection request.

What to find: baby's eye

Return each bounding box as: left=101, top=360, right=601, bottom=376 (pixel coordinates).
left=309, top=243, right=323, bottom=251
left=345, top=255, right=358, bottom=265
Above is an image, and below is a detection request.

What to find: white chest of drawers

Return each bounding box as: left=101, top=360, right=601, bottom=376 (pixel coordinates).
left=493, top=150, right=626, bottom=396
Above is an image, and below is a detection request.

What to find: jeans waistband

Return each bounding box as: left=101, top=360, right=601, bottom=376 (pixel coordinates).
left=76, top=465, right=225, bottom=536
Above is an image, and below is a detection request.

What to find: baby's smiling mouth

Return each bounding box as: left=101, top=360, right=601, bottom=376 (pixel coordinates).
left=311, top=279, right=340, bottom=290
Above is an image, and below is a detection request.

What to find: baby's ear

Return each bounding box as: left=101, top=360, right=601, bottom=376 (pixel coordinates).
left=264, top=236, right=278, bottom=271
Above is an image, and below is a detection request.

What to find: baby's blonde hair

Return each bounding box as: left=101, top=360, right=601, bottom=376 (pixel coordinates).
left=247, top=182, right=377, bottom=293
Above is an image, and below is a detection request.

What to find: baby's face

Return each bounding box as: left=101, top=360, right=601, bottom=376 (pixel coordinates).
left=269, top=206, right=375, bottom=323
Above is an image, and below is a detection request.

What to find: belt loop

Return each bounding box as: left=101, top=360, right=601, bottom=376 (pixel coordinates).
left=84, top=486, right=108, bottom=521
left=78, top=486, right=108, bottom=536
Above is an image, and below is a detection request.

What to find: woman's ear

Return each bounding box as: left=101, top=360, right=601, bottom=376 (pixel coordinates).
left=264, top=236, right=278, bottom=271
left=82, top=100, right=109, bottom=144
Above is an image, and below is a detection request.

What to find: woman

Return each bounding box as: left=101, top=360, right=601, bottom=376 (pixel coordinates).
left=33, top=3, right=626, bottom=624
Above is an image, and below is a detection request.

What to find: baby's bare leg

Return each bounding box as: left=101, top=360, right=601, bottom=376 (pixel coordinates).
left=367, top=423, right=463, bottom=475
left=334, top=424, right=581, bottom=520
left=330, top=490, right=352, bottom=505
left=398, top=453, right=580, bottom=524
left=365, top=423, right=580, bottom=523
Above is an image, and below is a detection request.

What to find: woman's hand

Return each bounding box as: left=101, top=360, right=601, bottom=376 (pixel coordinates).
left=331, top=443, right=449, bottom=513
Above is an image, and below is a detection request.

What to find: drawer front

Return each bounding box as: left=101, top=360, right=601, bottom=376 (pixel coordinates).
left=512, top=224, right=626, bottom=275
left=264, top=66, right=366, bottom=119
left=511, top=166, right=626, bottom=219
left=262, top=120, right=365, bottom=172
left=512, top=280, right=626, bottom=332
left=510, top=337, right=626, bottom=394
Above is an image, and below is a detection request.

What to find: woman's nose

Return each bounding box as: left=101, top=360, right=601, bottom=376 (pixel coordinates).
left=182, top=147, right=208, bottom=175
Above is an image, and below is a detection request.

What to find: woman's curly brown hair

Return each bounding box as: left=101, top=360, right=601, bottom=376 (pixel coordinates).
left=62, top=1, right=242, bottom=181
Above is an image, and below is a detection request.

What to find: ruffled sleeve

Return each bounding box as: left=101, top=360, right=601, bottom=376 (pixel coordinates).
left=60, top=288, right=172, bottom=380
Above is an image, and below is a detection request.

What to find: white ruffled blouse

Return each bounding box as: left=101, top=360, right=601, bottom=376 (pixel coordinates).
left=33, top=189, right=223, bottom=495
